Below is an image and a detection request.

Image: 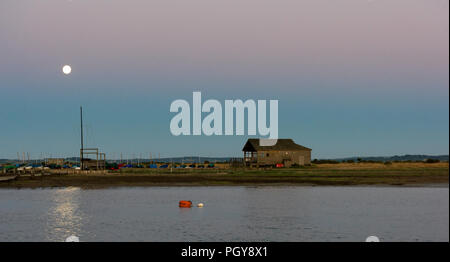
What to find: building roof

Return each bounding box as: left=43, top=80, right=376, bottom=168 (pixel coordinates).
left=242, top=139, right=312, bottom=152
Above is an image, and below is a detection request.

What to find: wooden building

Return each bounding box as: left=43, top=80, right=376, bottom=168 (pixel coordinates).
left=80, top=148, right=106, bottom=170
left=82, top=158, right=106, bottom=170
left=242, top=139, right=311, bottom=167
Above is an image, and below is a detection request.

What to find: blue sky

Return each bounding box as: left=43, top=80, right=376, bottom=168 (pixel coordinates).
left=0, top=0, right=448, bottom=159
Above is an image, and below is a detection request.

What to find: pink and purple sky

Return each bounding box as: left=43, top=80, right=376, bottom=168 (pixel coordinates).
left=0, top=0, right=448, bottom=159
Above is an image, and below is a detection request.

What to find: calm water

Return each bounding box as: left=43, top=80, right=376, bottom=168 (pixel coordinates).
left=0, top=186, right=448, bottom=242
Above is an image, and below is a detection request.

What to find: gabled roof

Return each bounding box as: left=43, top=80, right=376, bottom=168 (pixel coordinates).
left=242, top=139, right=312, bottom=152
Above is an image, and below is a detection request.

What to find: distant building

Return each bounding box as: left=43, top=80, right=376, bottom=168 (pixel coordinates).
left=242, top=139, right=311, bottom=167
left=46, top=158, right=65, bottom=166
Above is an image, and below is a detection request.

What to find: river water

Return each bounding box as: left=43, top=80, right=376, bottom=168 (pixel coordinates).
left=0, top=186, right=448, bottom=242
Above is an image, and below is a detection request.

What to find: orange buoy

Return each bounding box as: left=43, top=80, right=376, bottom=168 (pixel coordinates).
left=179, top=200, right=192, bottom=208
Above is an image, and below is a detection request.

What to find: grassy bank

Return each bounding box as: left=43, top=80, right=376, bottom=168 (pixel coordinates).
left=0, top=162, right=448, bottom=189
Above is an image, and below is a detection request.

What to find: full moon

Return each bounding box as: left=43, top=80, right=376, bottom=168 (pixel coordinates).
left=62, top=65, right=72, bottom=75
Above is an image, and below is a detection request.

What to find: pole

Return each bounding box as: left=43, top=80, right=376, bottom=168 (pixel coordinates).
left=80, top=106, right=84, bottom=170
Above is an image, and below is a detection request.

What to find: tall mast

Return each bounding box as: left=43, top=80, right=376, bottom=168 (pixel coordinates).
left=80, top=106, right=84, bottom=170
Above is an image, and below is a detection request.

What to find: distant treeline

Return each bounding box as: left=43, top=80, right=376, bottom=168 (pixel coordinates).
left=335, top=154, right=448, bottom=162
left=312, top=158, right=445, bottom=164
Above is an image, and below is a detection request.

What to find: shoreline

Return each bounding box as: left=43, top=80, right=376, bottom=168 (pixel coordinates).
left=1, top=180, right=448, bottom=189
left=0, top=163, right=448, bottom=189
